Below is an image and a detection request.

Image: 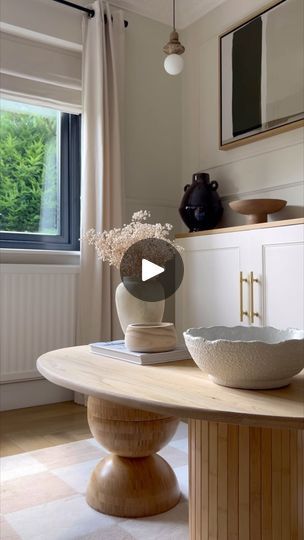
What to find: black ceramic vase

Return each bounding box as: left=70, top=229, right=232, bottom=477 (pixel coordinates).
left=179, top=172, right=223, bottom=232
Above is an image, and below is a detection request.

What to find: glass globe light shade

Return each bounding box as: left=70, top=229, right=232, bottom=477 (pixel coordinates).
left=164, top=54, right=184, bottom=76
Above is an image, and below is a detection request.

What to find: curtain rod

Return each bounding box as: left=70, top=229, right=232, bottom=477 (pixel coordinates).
left=52, top=0, right=128, bottom=27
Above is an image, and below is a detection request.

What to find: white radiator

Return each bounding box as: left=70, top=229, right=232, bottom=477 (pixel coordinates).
left=0, top=264, right=79, bottom=383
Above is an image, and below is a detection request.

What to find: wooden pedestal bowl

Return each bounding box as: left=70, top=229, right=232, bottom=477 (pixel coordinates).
left=125, top=322, right=177, bottom=353
left=229, top=198, right=286, bottom=224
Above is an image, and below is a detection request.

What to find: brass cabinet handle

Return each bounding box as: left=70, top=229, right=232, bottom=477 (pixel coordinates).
left=240, top=271, right=248, bottom=322
left=249, top=271, right=259, bottom=323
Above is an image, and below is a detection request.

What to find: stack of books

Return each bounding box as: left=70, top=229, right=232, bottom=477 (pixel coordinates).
left=90, top=340, right=190, bottom=365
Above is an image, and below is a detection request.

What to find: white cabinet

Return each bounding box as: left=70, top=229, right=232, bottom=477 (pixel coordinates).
left=253, top=225, right=304, bottom=329
left=175, top=222, right=304, bottom=337
left=176, top=231, right=246, bottom=331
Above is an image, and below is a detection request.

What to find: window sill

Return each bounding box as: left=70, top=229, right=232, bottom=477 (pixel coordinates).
left=0, top=248, right=80, bottom=266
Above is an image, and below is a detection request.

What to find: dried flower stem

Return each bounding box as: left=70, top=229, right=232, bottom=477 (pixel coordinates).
left=84, top=210, right=182, bottom=273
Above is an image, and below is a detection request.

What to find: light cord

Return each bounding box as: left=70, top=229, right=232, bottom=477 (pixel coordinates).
left=173, top=0, right=176, bottom=31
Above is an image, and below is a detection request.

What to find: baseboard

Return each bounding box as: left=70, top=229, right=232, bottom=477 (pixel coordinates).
left=0, top=379, right=73, bottom=411
left=74, top=392, right=88, bottom=406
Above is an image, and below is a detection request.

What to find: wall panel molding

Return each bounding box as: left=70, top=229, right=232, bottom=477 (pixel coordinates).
left=220, top=180, right=304, bottom=200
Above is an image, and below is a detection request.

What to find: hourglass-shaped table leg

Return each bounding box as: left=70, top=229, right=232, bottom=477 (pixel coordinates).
left=86, top=396, right=181, bottom=518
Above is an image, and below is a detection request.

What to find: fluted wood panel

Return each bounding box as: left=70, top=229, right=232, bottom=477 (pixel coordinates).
left=189, top=419, right=304, bottom=540
left=0, top=265, right=78, bottom=382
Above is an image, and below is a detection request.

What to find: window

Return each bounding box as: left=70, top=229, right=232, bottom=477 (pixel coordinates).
left=0, top=99, right=80, bottom=250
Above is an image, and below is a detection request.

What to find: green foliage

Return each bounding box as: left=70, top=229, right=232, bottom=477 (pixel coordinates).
left=0, top=108, right=59, bottom=234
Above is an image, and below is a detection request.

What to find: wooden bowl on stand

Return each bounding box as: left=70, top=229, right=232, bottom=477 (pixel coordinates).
left=229, top=199, right=286, bottom=224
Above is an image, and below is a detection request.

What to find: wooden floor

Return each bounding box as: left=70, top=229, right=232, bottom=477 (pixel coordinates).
left=0, top=401, right=91, bottom=457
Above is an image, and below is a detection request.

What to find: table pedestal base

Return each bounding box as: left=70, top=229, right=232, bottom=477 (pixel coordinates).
left=86, top=397, right=180, bottom=518
left=86, top=453, right=180, bottom=517
left=189, top=419, right=304, bottom=540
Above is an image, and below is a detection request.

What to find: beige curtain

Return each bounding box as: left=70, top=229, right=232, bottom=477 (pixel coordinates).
left=77, top=1, right=125, bottom=345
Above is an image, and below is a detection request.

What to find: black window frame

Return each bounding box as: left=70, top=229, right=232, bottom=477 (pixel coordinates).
left=0, top=112, right=81, bottom=251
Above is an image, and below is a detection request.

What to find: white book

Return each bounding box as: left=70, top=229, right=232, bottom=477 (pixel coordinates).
left=89, top=340, right=190, bottom=365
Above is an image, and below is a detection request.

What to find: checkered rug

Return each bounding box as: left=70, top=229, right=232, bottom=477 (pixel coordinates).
left=0, top=422, right=189, bottom=540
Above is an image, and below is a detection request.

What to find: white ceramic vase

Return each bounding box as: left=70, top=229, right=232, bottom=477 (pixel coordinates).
left=115, top=279, right=165, bottom=334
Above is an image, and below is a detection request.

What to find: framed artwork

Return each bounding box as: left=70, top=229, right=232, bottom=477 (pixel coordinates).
left=219, top=0, right=304, bottom=150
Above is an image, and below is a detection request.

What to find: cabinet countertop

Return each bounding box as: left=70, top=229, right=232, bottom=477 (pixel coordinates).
left=176, top=217, right=304, bottom=239
left=37, top=346, right=304, bottom=430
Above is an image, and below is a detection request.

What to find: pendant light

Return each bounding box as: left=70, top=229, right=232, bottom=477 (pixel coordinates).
left=163, top=0, right=185, bottom=75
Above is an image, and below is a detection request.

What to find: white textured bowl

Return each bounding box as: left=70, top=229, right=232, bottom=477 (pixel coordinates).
left=184, top=326, right=304, bottom=389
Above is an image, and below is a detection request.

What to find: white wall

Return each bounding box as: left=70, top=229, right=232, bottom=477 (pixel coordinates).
left=180, top=0, right=304, bottom=227
left=124, top=11, right=182, bottom=230
left=123, top=12, right=182, bottom=322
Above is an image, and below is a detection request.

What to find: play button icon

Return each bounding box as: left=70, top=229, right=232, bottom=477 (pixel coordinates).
left=120, top=238, right=184, bottom=302
left=142, top=259, right=164, bottom=282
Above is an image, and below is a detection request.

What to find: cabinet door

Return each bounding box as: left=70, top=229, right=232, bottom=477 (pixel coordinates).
left=175, top=232, right=247, bottom=337
left=252, top=225, right=304, bottom=329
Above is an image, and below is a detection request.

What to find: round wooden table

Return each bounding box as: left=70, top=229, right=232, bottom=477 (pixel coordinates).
left=37, top=346, right=304, bottom=539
